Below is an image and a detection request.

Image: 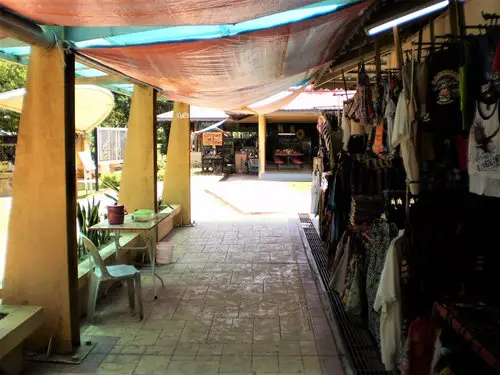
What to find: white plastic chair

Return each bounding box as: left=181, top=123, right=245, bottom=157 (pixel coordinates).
left=78, top=151, right=96, bottom=195
left=81, top=234, right=144, bottom=324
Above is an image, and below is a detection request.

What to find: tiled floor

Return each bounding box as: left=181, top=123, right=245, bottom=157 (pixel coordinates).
left=24, top=219, right=343, bottom=375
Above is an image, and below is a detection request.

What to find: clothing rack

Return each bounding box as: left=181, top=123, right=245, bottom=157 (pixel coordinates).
left=481, top=12, right=500, bottom=24
left=412, top=41, right=451, bottom=47
left=433, top=302, right=500, bottom=375
left=464, top=12, right=500, bottom=29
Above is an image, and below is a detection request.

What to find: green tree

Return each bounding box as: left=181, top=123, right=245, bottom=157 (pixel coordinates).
left=0, top=61, right=27, bottom=132
left=100, top=92, right=173, bottom=129
left=100, top=92, right=131, bottom=128
left=156, top=100, right=173, bottom=155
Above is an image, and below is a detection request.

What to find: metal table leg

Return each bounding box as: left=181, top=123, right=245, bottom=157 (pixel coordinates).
left=143, top=232, right=165, bottom=299
left=148, top=235, right=157, bottom=298
left=115, top=230, right=165, bottom=299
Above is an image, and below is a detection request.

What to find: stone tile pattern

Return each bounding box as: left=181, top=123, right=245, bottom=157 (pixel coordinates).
left=24, top=219, right=343, bottom=375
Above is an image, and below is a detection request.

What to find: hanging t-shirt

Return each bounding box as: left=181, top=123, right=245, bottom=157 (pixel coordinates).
left=311, top=170, right=321, bottom=214
left=330, top=234, right=352, bottom=293
left=468, top=98, right=500, bottom=197
left=494, top=41, right=500, bottom=73
left=392, top=90, right=420, bottom=195
left=401, top=317, right=438, bottom=375
left=460, top=40, right=474, bottom=132
left=374, top=229, right=405, bottom=372
left=463, top=35, right=500, bottom=127
left=342, top=102, right=352, bottom=151
left=427, top=45, right=462, bottom=137
left=385, top=98, right=397, bottom=156
left=348, top=92, right=364, bottom=136
left=414, top=61, right=428, bottom=118
left=475, top=33, right=500, bottom=89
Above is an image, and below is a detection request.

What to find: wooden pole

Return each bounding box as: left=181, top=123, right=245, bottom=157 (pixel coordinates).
left=457, top=0, right=466, bottom=37
left=63, top=49, right=80, bottom=349
left=448, top=0, right=459, bottom=36
left=393, top=26, right=403, bottom=69
left=153, top=90, right=158, bottom=213
left=194, top=121, right=199, bottom=152
left=93, top=127, right=99, bottom=191
left=430, top=19, right=435, bottom=52
left=258, top=115, right=266, bottom=178
left=375, top=39, right=381, bottom=81
left=417, top=27, right=424, bottom=62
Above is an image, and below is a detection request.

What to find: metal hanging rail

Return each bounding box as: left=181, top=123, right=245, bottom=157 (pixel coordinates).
left=72, top=49, right=163, bottom=91
left=0, top=6, right=162, bottom=91
left=0, top=7, right=55, bottom=47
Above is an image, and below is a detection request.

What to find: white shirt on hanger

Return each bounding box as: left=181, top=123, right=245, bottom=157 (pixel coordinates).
left=392, top=91, right=411, bottom=148
left=392, top=90, right=420, bottom=195
left=374, top=229, right=405, bottom=371
left=311, top=170, right=321, bottom=214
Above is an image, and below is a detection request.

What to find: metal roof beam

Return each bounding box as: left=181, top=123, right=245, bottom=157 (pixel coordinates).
left=314, top=42, right=394, bottom=90
left=0, top=7, right=55, bottom=47
left=75, top=75, right=127, bottom=85
left=74, top=51, right=161, bottom=91
left=0, top=37, right=29, bottom=48
left=0, top=49, right=28, bottom=65
left=101, top=85, right=133, bottom=97
left=63, top=26, right=161, bottom=43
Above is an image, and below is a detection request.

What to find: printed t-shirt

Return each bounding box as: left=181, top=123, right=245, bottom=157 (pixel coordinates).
left=468, top=98, right=500, bottom=197
left=427, top=45, right=462, bottom=137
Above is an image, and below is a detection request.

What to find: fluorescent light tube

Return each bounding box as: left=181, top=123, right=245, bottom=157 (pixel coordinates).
left=278, top=133, right=296, bottom=136
left=366, top=0, right=449, bottom=36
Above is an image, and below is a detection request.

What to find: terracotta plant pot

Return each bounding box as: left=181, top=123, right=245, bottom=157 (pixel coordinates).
left=107, top=204, right=126, bottom=225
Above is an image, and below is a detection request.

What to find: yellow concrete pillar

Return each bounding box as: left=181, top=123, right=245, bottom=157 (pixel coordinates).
left=119, top=86, right=155, bottom=212
left=2, top=46, right=78, bottom=353
left=258, top=115, right=266, bottom=177
left=162, top=102, right=190, bottom=224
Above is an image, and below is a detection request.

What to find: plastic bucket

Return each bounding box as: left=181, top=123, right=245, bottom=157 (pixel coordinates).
left=156, top=242, right=174, bottom=264
left=107, top=204, right=126, bottom=225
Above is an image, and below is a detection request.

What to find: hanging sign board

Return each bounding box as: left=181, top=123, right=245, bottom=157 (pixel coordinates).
left=202, top=132, right=223, bottom=146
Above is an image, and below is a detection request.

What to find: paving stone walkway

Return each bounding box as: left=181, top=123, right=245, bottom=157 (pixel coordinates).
left=25, top=218, right=342, bottom=375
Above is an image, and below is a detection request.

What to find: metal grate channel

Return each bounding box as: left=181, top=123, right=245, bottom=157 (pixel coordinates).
left=298, top=214, right=389, bottom=375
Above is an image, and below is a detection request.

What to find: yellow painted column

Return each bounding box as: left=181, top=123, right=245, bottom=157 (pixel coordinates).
left=258, top=115, right=267, bottom=178
left=2, top=46, right=78, bottom=353
left=162, top=102, right=191, bottom=224
left=119, top=86, right=155, bottom=212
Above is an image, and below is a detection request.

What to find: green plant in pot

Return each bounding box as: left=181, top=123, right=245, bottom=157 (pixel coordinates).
left=77, top=198, right=110, bottom=260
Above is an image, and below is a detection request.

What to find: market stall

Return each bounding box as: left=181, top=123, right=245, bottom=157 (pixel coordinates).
left=304, top=5, right=500, bottom=375
left=201, top=131, right=235, bottom=174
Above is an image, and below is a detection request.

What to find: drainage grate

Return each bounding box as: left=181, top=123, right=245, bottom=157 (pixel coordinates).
left=298, top=214, right=389, bottom=375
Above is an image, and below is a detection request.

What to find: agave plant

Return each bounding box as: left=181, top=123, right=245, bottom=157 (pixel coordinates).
left=157, top=196, right=174, bottom=211
left=100, top=178, right=120, bottom=203
left=76, top=197, right=110, bottom=260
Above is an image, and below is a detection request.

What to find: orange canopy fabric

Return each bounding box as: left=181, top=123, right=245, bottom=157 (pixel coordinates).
left=79, top=1, right=372, bottom=109
left=0, top=0, right=324, bottom=26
